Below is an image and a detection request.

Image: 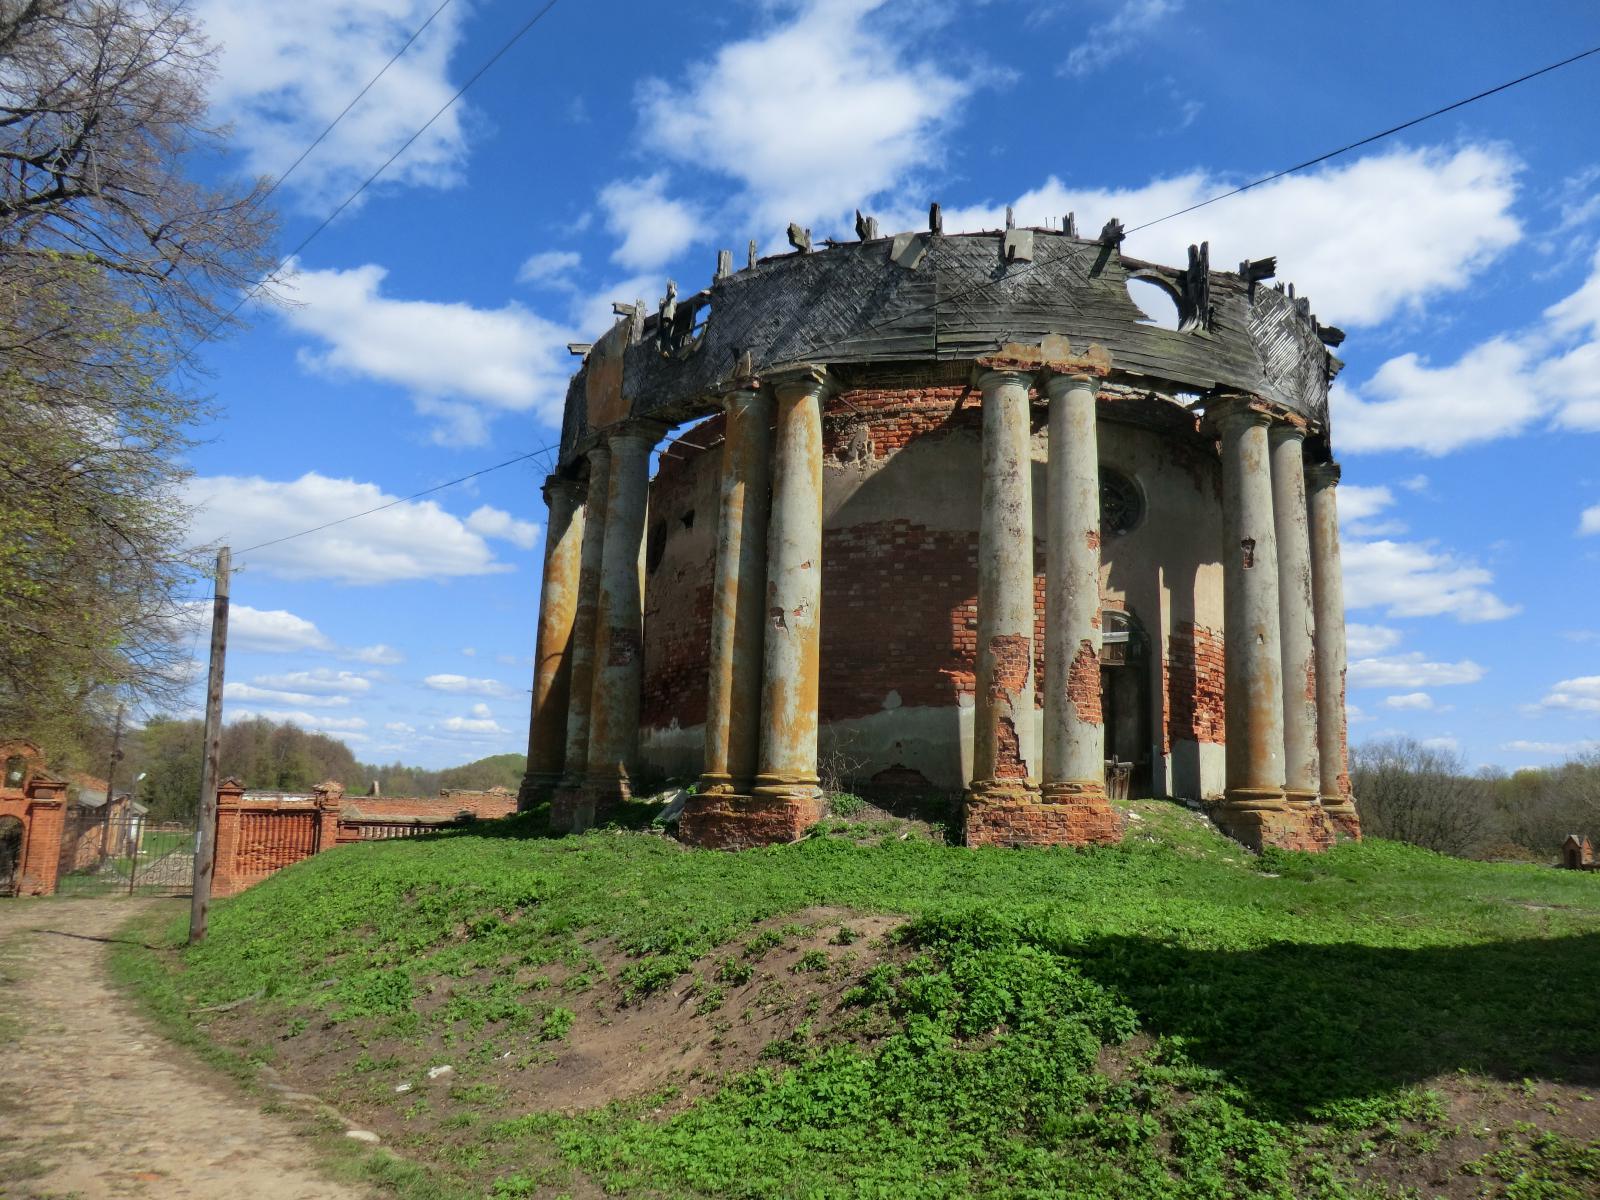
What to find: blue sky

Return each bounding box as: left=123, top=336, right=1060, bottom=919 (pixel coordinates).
left=175, top=0, right=1600, bottom=770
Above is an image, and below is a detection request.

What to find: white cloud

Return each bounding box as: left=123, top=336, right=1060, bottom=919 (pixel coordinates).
left=273, top=261, right=576, bottom=441
left=226, top=604, right=333, bottom=654
left=385, top=721, right=416, bottom=734
left=224, top=682, right=351, bottom=708
left=1331, top=338, right=1541, bottom=455
left=465, top=505, right=541, bottom=551
left=597, top=173, right=703, bottom=271
left=440, top=702, right=507, bottom=735
left=903, top=144, right=1521, bottom=330
left=1345, top=624, right=1401, bottom=658
left=251, top=669, right=372, bottom=695
left=229, top=709, right=369, bottom=732
left=1420, top=735, right=1460, bottom=755
left=195, top=0, right=470, bottom=209
left=1337, top=485, right=1395, bottom=523
left=349, top=643, right=405, bottom=666
left=1062, top=0, right=1182, bottom=77
left=189, top=473, right=516, bottom=585
left=517, top=250, right=581, bottom=287
left=1342, top=538, right=1517, bottom=622
left=1398, top=475, right=1430, bottom=493
left=424, top=674, right=512, bottom=698
left=1535, top=676, right=1600, bottom=714
left=1383, top=691, right=1435, bottom=711
left=636, top=0, right=975, bottom=232
left=1347, top=653, right=1485, bottom=690
left=1580, top=505, right=1600, bottom=536
left=1504, top=739, right=1600, bottom=756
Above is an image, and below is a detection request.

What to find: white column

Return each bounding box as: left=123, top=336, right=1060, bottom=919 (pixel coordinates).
left=753, top=368, right=826, bottom=819
left=1041, top=371, right=1105, bottom=798
left=1307, top=461, right=1358, bottom=825
left=1213, top=397, right=1287, bottom=835
left=702, top=386, right=774, bottom=796
left=1269, top=424, right=1320, bottom=807
left=967, top=368, right=1039, bottom=800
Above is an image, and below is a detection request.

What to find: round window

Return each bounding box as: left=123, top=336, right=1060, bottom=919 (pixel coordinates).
left=1100, top=468, right=1144, bottom=537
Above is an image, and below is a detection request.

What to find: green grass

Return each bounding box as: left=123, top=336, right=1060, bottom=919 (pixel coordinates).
left=113, top=799, right=1600, bottom=1199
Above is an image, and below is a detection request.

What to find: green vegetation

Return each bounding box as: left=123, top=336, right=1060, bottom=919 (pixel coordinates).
left=116, top=800, right=1600, bottom=1198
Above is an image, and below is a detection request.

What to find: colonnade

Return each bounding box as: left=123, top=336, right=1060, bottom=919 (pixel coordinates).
left=518, top=365, right=1357, bottom=849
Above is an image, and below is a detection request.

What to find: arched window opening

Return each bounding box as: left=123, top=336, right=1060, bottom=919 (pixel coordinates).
left=3, top=755, right=26, bottom=789
left=1126, top=275, right=1183, bottom=331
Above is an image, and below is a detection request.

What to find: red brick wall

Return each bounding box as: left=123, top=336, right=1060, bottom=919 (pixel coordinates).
left=1165, top=621, right=1227, bottom=749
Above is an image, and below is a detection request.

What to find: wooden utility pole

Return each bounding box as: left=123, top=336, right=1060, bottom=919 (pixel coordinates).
left=99, top=702, right=124, bottom=867
left=189, top=548, right=230, bottom=945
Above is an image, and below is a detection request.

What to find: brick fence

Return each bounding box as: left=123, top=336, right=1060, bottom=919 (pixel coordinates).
left=212, top=780, right=517, bottom=897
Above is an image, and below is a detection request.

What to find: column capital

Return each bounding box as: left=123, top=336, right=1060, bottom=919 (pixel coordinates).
left=1042, top=371, right=1103, bottom=400
left=971, top=364, right=1035, bottom=393
left=721, top=386, right=769, bottom=418
left=1206, top=392, right=1274, bottom=434
left=769, top=363, right=832, bottom=401
left=1266, top=419, right=1309, bottom=447
left=1305, top=460, right=1342, bottom=490
left=541, top=473, right=583, bottom=507
left=604, top=418, right=671, bottom=456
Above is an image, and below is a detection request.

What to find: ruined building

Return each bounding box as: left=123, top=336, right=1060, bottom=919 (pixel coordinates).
left=517, top=208, right=1361, bottom=853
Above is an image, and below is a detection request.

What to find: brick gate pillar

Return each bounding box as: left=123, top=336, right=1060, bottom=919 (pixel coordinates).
left=582, top=420, right=667, bottom=823
left=700, top=385, right=774, bottom=797
left=552, top=446, right=612, bottom=831
left=21, top=776, right=66, bottom=895
left=1212, top=396, right=1289, bottom=849
left=749, top=367, right=828, bottom=840
left=964, top=366, right=1040, bottom=835
left=1307, top=461, right=1361, bottom=839
left=519, top=474, right=585, bottom=810
left=212, top=778, right=245, bottom=898
left=1269, top=422, right=1321, bottom=811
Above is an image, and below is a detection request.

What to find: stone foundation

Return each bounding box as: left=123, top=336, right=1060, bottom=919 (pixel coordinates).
left=680, top=792, right=825, bottom=850
left=1212, top=802, right=1336, bottom=853
left=1323, top=803, right=1363, bottom=842
left=963, top=796, right=1124, bottom=848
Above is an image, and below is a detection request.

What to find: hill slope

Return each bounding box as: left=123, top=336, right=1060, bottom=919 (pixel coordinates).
left=119, top=801, right=1600, bottom=1199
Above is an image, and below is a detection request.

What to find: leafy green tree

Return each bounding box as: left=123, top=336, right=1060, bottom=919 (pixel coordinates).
left=0, top=0, right=276, bottom=754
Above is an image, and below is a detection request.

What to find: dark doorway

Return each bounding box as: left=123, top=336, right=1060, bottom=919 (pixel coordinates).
left=0, top=815, right=24, bottom=896
left=1101, top=609, right=1152, bottom=797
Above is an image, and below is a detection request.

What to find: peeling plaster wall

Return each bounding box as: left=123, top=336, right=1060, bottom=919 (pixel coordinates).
left=637, top=384, right=1226, bottom=799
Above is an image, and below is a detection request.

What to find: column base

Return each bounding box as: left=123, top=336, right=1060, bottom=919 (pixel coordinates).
left=1283, top=786, right=1320, bottom=809
left=679, top=791, right=823, bottom=850
left=549, top=781, right=592, bottom=834
left=964, top=779, right=1123, bottom=849
left=1214, top=790, right=1334, bottom=853
left=1320, top=800, right=1363, bottom=841
left=516, top=770, right=563, bottom=812
left=696, top=771, right=737, bottom=796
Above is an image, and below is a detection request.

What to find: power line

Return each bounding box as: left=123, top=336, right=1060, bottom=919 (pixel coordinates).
left=248, top=0, right=460, bottom=216
left=1126, top=41, right=1600, bottom=236
left=235, top=443, right=559, bottom=558
left=175, top=0, right=565, bottom=373
left=758, top=40, right=1600, bottom=373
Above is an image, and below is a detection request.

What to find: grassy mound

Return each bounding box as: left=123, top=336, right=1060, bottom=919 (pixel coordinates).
left=116, top=801, right=1600, bottom=1199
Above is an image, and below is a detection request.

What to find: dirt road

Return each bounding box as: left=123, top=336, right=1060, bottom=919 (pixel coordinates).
left=0, top=898, right=369, bottom=1199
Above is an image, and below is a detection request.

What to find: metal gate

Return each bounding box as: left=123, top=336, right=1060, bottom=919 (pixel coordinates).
left=55, top=808, right=198, bottom=897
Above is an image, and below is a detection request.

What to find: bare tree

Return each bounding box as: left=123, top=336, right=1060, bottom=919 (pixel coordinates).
left=1350, top=736, right=1491, bottom=857
left=0, top=0, right=277, bottom=753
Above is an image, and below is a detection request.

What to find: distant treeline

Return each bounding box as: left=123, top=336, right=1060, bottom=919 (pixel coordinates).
left=101, top=716, right=524, bottom=821
left=1353, top=736, right=1598, bottom=862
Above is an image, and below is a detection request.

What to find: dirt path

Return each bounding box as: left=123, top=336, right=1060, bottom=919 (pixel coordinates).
left=0, top=898, right=370, bottom=1199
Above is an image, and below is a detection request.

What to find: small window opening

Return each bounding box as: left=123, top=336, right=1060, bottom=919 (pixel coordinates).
left=679, top=509, right=695, bottom=530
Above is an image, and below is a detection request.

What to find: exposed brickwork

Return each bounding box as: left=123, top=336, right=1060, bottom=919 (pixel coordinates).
left=640, top=424, right=716, bottom=734
left=964, top=797, right=1124, bottom=847
left=1166, top=621, right=1226, bottom=750
left=1068, top=638, right=1103, bottom=724
left=823, top=386, right=976, bottom=461
left=679, top=792, right=825, bottom=849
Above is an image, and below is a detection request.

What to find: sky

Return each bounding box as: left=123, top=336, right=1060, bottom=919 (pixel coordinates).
left=173, top=0, right=1600, bottom=771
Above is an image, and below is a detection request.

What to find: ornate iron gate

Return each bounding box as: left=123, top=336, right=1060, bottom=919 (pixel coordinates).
left=56, top=808, right=198, bottom=897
